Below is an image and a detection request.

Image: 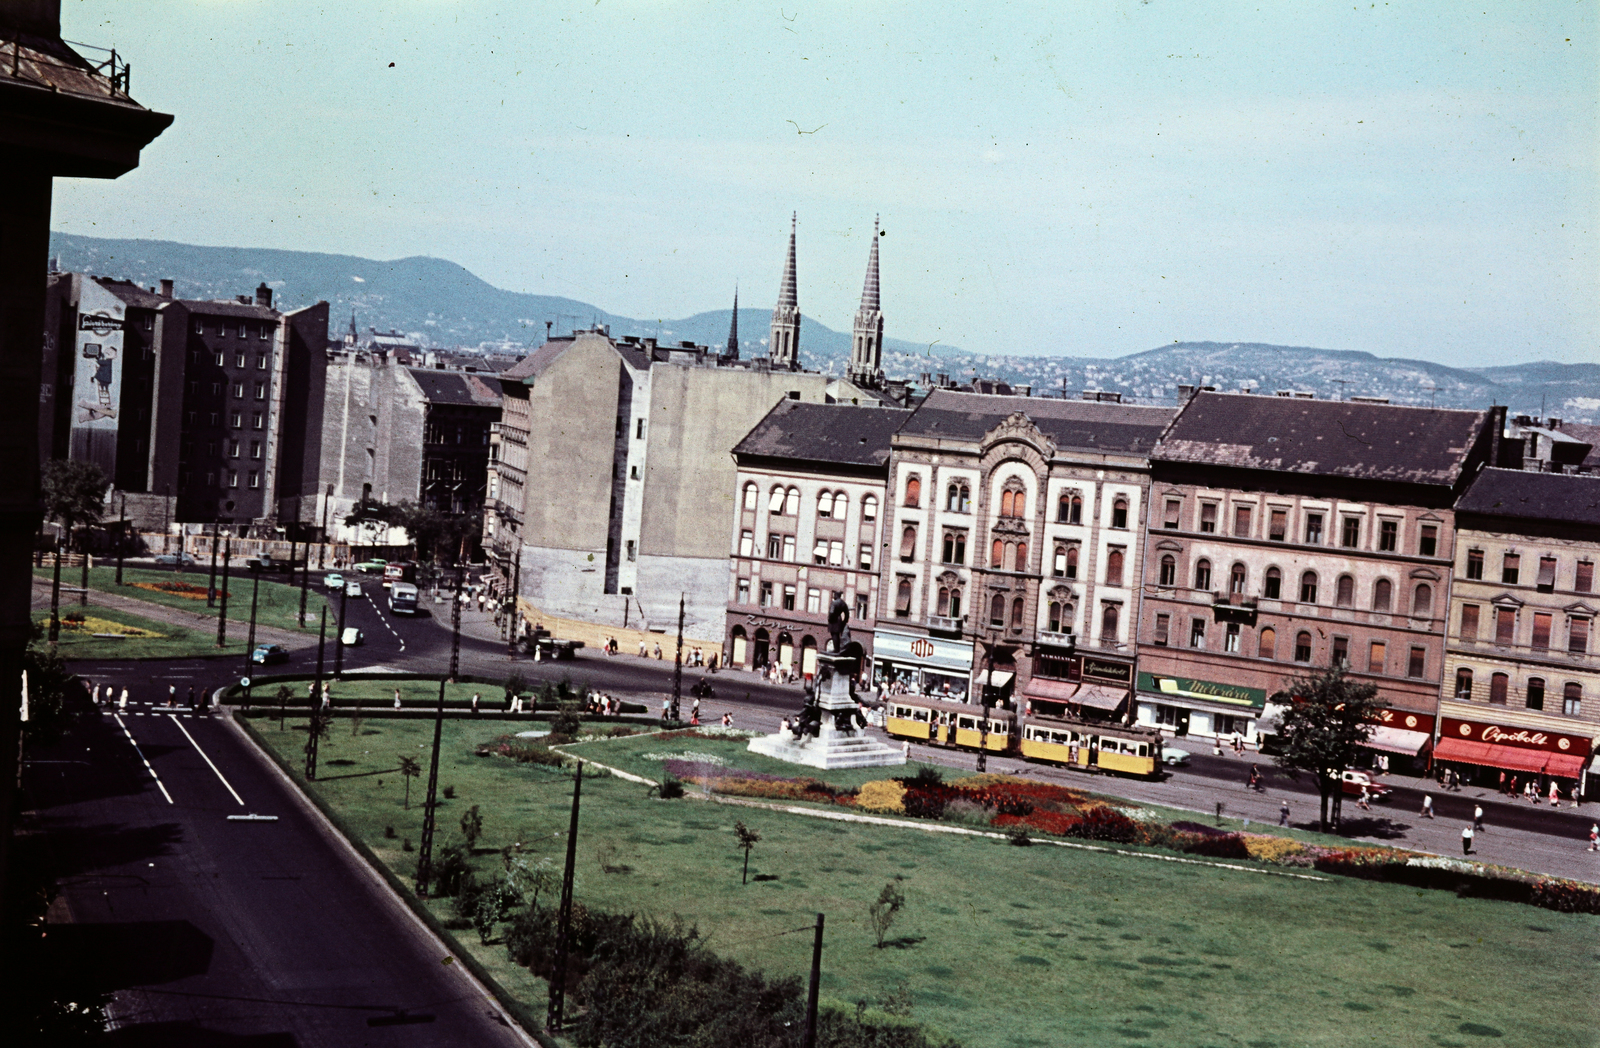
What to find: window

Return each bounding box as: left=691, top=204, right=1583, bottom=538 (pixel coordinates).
left=782, top=585, right=796, bottom=611
left=1372, top=578, right=1392, bottom=612
left=214, top=352, right=225, bottom=367
left=194, top=317, right=204, bottom=334
left=1100, top=603, right=1119, bottom=642
left=1262, top=567, right=1282, bottom=600
left=989, top=594, right=1005, bottom=627
left=1154, top=613, right=1170, bottom=646
left=1258, top=627, right=1276, bottom=659
left=829, top=540, right=844, bottom=567
left=1331, top=636, right=1348, bottom=667
left=1299, top=571, right=1318, bottom=604
left=228, top=440, right=240, bottom=458
left=813, top=540, right=829, bottom=566
left=1268, top=508, right=1287, bottom=542
left=258, top=324, right=269, bottom=341
left=859, top=544, right=873, bottom=570
left=1418, top=525, right=1438, bottom=557
left=785, top=488, right=800, bottom=516
left=1577, top=561, right=1594, bottom=594
left=1194, top=559, right=1212, bottom=591
left=1368, top=640, right=1386, bottom=675
left=900, top=525, right=918, bottom=562
left=767, top=534, right=782, bottom=559
left=895, top=579, right=911, bottom=616
left=1412, top=583, right=1433, bottom=620
left=234, top=351, right=246, bottom=366
left=252, top=413, right=263, bottom=429
left=737, top=579, right=750, bottom=604
left=1407, top=646, right=1425, bottom=678
left=1527, top=677, right=1545, bottom=711
left=204, top=471, right=213, bottom=487
left=835, top=494, right=850, bottom=521
left=817, top=492, right=834, bottom=519
left=1563, top=683, right=1582, bottom=717
left=1104, top=548, right=1123, bottom=586
left=1571, top=617, right=1591, bottom=654
left=230, top=412, right=242, bottom=428
left=1225, top=623, right=1241, bottom=653
left=1066, top=494, right=1082, bottom=524
left=1014, top=542, right=1029, bottom=573
left=904, top=475, right=921, bottom=507
left=1341, top=517, right=1360, bottom=548
left=636, top=418, right=645, bottom=439
left=1495, top=607, right=1516, bottom=645
left=942, top=587, right=964, bottom=618
left=1294, top=632, right=1312, bottom=663
left=1502, top=553, right=1520, bottom=585
left=1489, top=672, right=1509, bottom=705
left=1189, top=618, right=1207, bottom=648
left=1536, top=556, right=1557, bottom=592
left=1199, top=503, right=1217, bottom=533
left=248, top=471, right=259, bottom=489
left=739, top=530, right=753, bottom=557
left=1158, top=555, right=1176, bottom=587
left=211, top=381, right=222, bottom=397
left=227, top=470, right=239, bottom=488
left=743, top=483, right=757, bottom=511
left=1232, top=504, right=1251, bottom=538
left=1013, top=598, right=1026, bottom=631
left=1454, top=668, right=1474, bottom=699
left=1376, top=519, right=1397, bottom=552
left=256, top=354, right=267, bottom=370
left=1335, top=574, right=1354, bottom=607
left=862, top=496, right=877, bottom=521
left=1466, top=549, right=1484, bottom=580
left=253, top=381, right=265, bottom=400
left=1163, top=499, right=1180, bottom=529
left=807, top=588, right=821, bottom=614
left=782, top=535, right=796, bottom=562
left=1459, top=604, right=1479, bottom=641
left=1065, top=546, right=1079, bottom=579
left=855, top=593, right=870, bottom=619
left=1229, top=563, right=1246, bottom=595
left=1305, top=513, right=1323, bottom=544
left=947, top=483, right=970, bottom=512
left=1112, top=497, right=1129, bottom=530
left=1531, top=612, right=1552, bottom=650
left=991, top=538, right=1004, bottom=569
left=765, top=487, right=785, bottom=514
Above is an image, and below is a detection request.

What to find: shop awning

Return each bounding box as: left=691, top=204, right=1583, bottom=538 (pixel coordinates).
left=1023, top=678, right=1126, bottom=711
left=1434, top=737, right=1582, bottom=777
left=1256, top=702, right=1290, bottom=736
left=980, top=670, right=1014, bottom=689
left=1362, top=726, right=1433, bottom=758
left=1024, top=677, right=1080, bottom=702
left=1075, top=683, right=1129, bottom=711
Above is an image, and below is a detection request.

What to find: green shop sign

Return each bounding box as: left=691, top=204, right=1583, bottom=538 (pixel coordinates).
left=1137, top=672, right=1267, bottom=710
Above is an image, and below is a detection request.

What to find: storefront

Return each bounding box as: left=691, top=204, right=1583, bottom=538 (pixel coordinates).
left=872, top=628, right=974, bottom=701
left=1024, top=653, right=1134, bottom=721
left=1359, top=709, right=1435, bottom=774
left=1134, top=672, right=1267, bottom=745
left=1432, top=717, right=1593, bottom=796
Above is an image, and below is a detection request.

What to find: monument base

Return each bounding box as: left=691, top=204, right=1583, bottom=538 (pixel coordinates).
left=747, top=650, right=906, bottom=770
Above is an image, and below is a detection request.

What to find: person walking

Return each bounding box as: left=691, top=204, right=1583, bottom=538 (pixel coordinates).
left=1473, top=804, right=1484, bottom=832
left=661, top=696, right=670, bottom=723
left=1461, top=825, right=1474, bottom=855
left=1589, top=823, right=1598, bottom=852
left=393, top=688, right=402, bottom=711
left=1279, top=800, right=1290, bottom=827
left=321, top=682, right=331, bottom=709
left=691, top=697, right=701, bottom=723
left=653, top=643, right=662, bottom=660
left=1421, top=794, right=1435, bottom=819
left=471, top=692, right=480, bottom=715
left=639, top=639, right=647, bottom=657
left=118, top=687, right=128, bottom=711
left=1358, top=785, right=1372, bottom=812
left=186, top=685, right=196, bottom=709
left=167, top=684, right=177, bottom=708
left=1550, top=780, right=1560, bottom=807
left=721, top=711, right=732, bottom=728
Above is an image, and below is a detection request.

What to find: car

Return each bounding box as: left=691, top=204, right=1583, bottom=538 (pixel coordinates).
left=323, top=572, right=345, bottom=590
left=353, top=559, right=388, bottom=575
left=1161, top=746, right=1191, bottom=767
left=1340, top=769, right=1392, bottom=800
left=153, top=552, right=196, bottom=566
left=251, top=643, right=290, bottom=665
left=344, top=581, right=362, bottom=598
left=340, top=627, right=364, bottom=646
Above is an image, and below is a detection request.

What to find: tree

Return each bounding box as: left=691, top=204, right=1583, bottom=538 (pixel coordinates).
left=868, top=880, right=906, bottom=948
left=39, top=459, right=108, bottom=551
left=733, top=820, right=761, bottom=885
left=1269, top=664, right=1383, bottom=831
left=398, top=755, right=421, bottom=809
left=460, top=803, right=483, bottom=851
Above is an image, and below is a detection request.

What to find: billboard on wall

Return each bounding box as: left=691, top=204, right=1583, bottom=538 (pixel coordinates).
left=68, top=277, right=126, bottom=477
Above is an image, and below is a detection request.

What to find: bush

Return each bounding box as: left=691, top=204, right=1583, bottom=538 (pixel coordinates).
left=433, top=844, right=472, bottom=897
left=551, top=701, right=582, bottom=739
left=1177, top=833, right=1251, bottom=859
left=657, top=776, right=685, bottom=799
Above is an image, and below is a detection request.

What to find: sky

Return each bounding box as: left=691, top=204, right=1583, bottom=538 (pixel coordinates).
left=54, top=1, right=1598, bottom=368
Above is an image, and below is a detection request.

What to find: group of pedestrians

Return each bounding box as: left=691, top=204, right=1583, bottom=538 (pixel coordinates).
left=87, top=680, right=207, bottom=711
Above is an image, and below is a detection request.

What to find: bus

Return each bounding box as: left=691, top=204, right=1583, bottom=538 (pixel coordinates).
left=388, top=581, right=419, bottom=615
left=382, top=562, right=416, bottom=590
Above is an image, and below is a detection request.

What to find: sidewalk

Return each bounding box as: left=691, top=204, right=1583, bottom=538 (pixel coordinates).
left=432, top=594, right=724, bottom=665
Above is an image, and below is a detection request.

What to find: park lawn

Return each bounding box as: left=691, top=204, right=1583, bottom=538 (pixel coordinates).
left=35, top=565, right=332, bottom=634
left=249, top=713, right=1600, bottom=1048
left=241, top=678, right=519, bottom=711
left=34, top=605, right=249, bottom=660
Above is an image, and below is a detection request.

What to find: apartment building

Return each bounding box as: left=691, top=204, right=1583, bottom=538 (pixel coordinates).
left=1439, top=468, right=1600, bottom=797
left=1136, top=392, right=1502, bottom=761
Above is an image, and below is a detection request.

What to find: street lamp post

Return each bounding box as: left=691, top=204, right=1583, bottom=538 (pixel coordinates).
left=206, top=519, right=220, bottom=607
left=114, top=493, right=126, bottom=586
left=506, top=545, right=522, bottom=658
left=215, top=537, right=231, bottom=648
left=671, top=593, right=684, bottom=722
left=298, top=531, right=311, bottom=627
left=319, top=483, right=333, bottom=569
left=244, top=573, right=259, bottom=709
left=334, top=583, right=349, bottom=679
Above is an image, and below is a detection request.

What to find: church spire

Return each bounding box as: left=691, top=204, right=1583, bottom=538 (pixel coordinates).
left=725, top=284, right=739, bottom=361
left=848, top=215, right=884, bottom=388
left=769, top=212, right=800, bottom=370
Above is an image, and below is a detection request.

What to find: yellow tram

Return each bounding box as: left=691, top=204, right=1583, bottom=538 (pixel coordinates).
left=884, top=695, right=1161, bottom=778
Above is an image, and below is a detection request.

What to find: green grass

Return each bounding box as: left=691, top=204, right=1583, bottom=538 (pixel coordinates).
left=249, top=715, right=1600, bottom=1048
left=34, top=605, right=250, bottom=661
left=240, top=679, right=512, bottom=710
left=36, top=565, right=333, bottom=634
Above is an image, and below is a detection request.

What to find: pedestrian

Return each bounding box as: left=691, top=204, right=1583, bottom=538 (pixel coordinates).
left=902, top=739, right=911, bottom=759
left=709, top=651, right=718, bottom=673
left=639, top=639, right=647, bottom=657
left=321, top=682, right=331, bottom=709
left=653, top=643, right=662, bottom=660
left=1498, top=771, right=1507, bottom=794
left=1233, top=731, right=1243, bottom=755
left=472, top=692, right=480, bottom=715
left=692, top=697, right=701, bottom=723
left=1550, top=780, right=1560, bottom=807
left=721, top=711, right=732, bottom=728
left=393, top=688, right=402, bottom=711
left=1461, top=825, right=1474, bottom=855
left=1473, top=804, right=1484, bottom=832
left=118, top=687, right=128, bottom=711
left=1509, top=774, right=1519, bottom=797
left=1421, top=794, right=1434, bottom=819
left=1358, top=785, right=1371, bottom=812
left=186, top=685, right=195, bottom=708
left=167, top=684, right=176, bottom=708
left=1589, top=824, right=1598, bottom=852
left=661, top=696, right=670, bottom=723
left=1279, top=800, right=1290, bottom=826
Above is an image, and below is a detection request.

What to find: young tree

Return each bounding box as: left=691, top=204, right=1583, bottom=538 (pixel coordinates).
left=460, top=803, right=483, bottom=851
left=1269, top=664, right=1383, bottom=831
left=398, top=755, right=421, bottom=809
left=733, top=820, right=761, bottom=885
left=868, top=880, right=906, bottom=948
left=40, top=459, right=108, bottom=551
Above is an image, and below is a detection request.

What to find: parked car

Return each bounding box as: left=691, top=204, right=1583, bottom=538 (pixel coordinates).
left=344, top=581, right=362, bottom=598
left=1161, top=746, right=1191, bottom=767
left=323, top=572, right=345, bottom=590
left=340, top=627, right=364, bottom=646
left=250, top=643, right=290, bottom=665
left=153, top=552, right=196, bottom=566
left=353, top=559, right=388, bottom=575
left=1339, top=769, right=1392, bottom=800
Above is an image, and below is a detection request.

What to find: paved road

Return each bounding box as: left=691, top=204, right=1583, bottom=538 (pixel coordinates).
left=24, top=670, right=534, bottom=1047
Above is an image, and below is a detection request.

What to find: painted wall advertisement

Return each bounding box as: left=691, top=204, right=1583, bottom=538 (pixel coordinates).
left=68, top=277, right=125, bottom=476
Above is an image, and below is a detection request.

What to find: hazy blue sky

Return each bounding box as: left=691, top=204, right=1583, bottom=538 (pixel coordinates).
left=55, top=1, right=1596, bottom=367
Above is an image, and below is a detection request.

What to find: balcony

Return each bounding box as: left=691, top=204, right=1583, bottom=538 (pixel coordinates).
left=1036, top=630, right=1076, bottom=651
left=926, top=614, right=965, bottom=635
left=1212, top=596, right=1258, bottom=626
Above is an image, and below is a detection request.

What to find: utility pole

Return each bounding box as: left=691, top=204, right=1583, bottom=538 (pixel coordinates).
left=547, top=761, right=584, bottom=1033
left=305, top=607, right=327, bottom=780
left=78, top=521, right=89, bottom=606
left=114, top=493, right=126, bottom=586
left=333, top=583, right=349, bottom=679
left=206, top=519, right=220, bottom=607
left=803, top=912, right=824, bottom=1048
left=415, top=676, right=448, bottom=896
left=298, top=536, right=311, bottom=628
left=319, top=483, right=333, bottom=569
left=974, top=628, right=999, bottom=774
left=48, top=534, right=62, bottom=646
left=506, top=545, right=522, bottom=658
left=215, top=538, right=231, bottom=648
left=448, top=566, right=462, bottom=681
left=671, top=593, right=684, bottom=721
left=244, top=573, right=260, bottom=709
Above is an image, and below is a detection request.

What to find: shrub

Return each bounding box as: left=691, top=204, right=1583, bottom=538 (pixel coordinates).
left=433, top=844, right=472, bottom=897
left=901, top=786, right=949, bottom=820
left=1064, top=806, right=1139, bottom=843
left=657, top=776, right=685, bottom=799
left=855, top=780, right=907, bottom=814
left=551, top=701, right=582, bottom=738
left=1177, top=833, right=1251, bottom=859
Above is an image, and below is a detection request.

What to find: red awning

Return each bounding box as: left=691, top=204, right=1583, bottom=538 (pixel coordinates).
left=1024, top=677, right=1080, bottom=702
left=1434, top=737, right=1583, bottom=777
left=1023, top=677, right=1127, bottom=711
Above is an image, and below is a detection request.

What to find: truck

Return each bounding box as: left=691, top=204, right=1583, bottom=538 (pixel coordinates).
left=525, top=627, right=585, bottom=660
left=245, top=552, right=300, bottom=575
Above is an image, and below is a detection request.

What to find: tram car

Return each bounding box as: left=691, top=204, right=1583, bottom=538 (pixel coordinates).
left=884, top=695, right=1161, bottom=778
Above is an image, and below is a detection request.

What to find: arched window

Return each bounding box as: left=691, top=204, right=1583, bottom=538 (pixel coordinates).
left=817, top=491, right=834, bottom=519
left=833, top=493, right=847, bottom=518
left=1014, top=542, right=1028, bottom=573
left=900, top=525, right=918, bottom=560
left=1335, top=575, right=1354, bottom=607
left=862, top=495, right=877, bottom=521
left=937, top=587, right=951, bottom=616
left=989, top=594, right=1006, bottom=627
left=991, top=539, right=1005, bottom=568
left=1065, top=546, right=1079, bottom=579
left=1048, top=601, right=1062, bottom=632
left=1057, top=492, right=1072, bottom=523
left=1070, top=495, right=1082, bottom=524
left=1258, top=627, right=1277, bottom=659
left=958, top=486, right=970, bottom=513
left=1194, top=559, right=1212, bottom=591
left=1454, top=667, right=1473, bottom=699
left=1373, top=578, right=1392, bottom=612
left=1106, top=548, right=1124, bottom=586
left=1000, top=490, right=1015, bottom=518
left=904, top=475, right=921, bottom=507
left=1011, top=597, right=1025, bottom=630
left=1111, top=497, right=1129, bottom=530
left=743, top=483, right=758, bottom=511
left=1101, top=603, right=1120, bottom=642
left=895, top=578, right=912, bottom=615
left=1413, top=583, right=1433, bottom=619
left=1230, top=563, right=1247, bottom=595
left=1264, top=566, right=1282, bottom=600
left=947, top=484, right=962, bottom=512
left=1159, top=555, right=1176, bottom=587
left=768, top=486, right=786, bottom=513
left=1489, top=672, right=1509, bottom=705
left=1054, top=544, right=1068, bottom=577
left=948, top=588, right=962, bottom=618
left=1294, top=631, right=1313, bottom=662
left=785, top=487, right=800, bottom=516
left=1299, top=571, right=1318, bottom=604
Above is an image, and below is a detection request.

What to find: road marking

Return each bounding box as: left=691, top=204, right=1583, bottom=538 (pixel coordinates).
left=113, top=714, right=173, bottom=804
left=365, top=594, right=406, bottom=652
left=168, top=715, right=245, bottom=805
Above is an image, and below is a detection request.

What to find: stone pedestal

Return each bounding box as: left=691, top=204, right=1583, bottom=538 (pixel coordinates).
left=747, top=652, right=906, bottom=770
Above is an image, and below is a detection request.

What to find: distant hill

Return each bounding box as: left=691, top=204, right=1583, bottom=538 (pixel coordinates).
left=49, top=233, right=1596, bottom=422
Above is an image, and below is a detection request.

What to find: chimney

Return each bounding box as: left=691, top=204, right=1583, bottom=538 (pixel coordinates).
left=255, top=282, right=272, bottom=308
left=159, top=278, right=173, bottom=297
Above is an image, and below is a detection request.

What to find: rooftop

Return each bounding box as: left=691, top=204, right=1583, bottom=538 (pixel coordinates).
left=733, top=400, right=910, bottom=468
left=407, top=368, right=502, bottom=407
left=1456, top=467, right=1600, bottom=527
left=900, top=388, right=1176, bottom=455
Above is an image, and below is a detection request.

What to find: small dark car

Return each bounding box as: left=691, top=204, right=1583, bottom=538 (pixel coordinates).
left=251, top=643, right=290, bottom=665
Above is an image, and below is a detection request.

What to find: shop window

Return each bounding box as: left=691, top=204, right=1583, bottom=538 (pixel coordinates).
left=1571, top=617, right=1591, bottom=654
left=1368, top=640, right=1386, bottom=675
left=989, top=594, right=1005, bottom=627
left=904, top=475, right=921, bottom=507
left=1189, top=618, right=1206, bottom=649
left=1112, top=497, right=1129, bottom=530
left=1100, top=603, right=1119, bottom=642
left=1268, top=508, right=1287, bottom=542
left=1264, top=567, right=1282, bottom=600
left=1257, top=627, right=1275, bottom=659
left=1225, top=623, right=1241, bottom=653
left=1489, top=672, right=1509, bottom=705
left=1407, top=646, right=1426, bottom=678
left=859, top=544, right=873, bottom=570
left=1459, top=604, right=1478, bottom=641
left=1232, top=504, right=1251, bottom=538
left=990, top=538, right=1004, bottom=569
left=1230, top=563, right=1246, bottom=595
left=900, top=525, right=918, bottom=562
left=1563, top=683, right=1582, bottom=717
left=862, top=495, right=877, bottom=521
left=1379, top=519, right=1398, bottom=552
left=1466, top=548, right=1484, bottom=579
left=1012, top=597, right=1026, bottom=631
left=1501, top=553, right=1520, bottom=585
left=1531, top=612, right=1552, bottom=651
left=1158, top=555, right=1176, bottom=587
left=1065, top=546, right=1079, bottom=579
left=1576, top=560, right=1594, bottom=593
left=1294, top=631, right=1312, bottom=663
left=1199, top=503, right=1217, bottom=533
left=1335, top=574, right=1353, bottom=607
left=1153, top=612, right=1170, bottom=646
left=1104, top=548, right=1123, bottom=586
left=1453, top=668, right=1473, bottom=699
left=895, top=579, right=912, bottom=616
left=1163, top=499, right=1180, bottom=529
left=1495, top=606, right=1516, bottom=645
left=941, top=531, right=966, bottom=565
left=1373, top=578, right=1392, bottom=612
left=1536, top=556, right=1557, bottom=593
left=1299, top=571, right=1318, bottom=604
left=1419, top=524, right=1438, bottom=557
left=1341, top=517, right=1360, bottom=548
left=1194, top=559, right=1212, bottom=591
left=1412, top=583, right=1433, bottom=620
left=1527, top=677, right=1545, bottom=711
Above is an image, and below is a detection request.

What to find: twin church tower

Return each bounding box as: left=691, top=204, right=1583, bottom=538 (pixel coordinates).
left=731, top=213, right=885, bottom=388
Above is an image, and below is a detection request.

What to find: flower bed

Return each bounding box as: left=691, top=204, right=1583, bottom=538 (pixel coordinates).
left=132, top=580, right=222, bottom=600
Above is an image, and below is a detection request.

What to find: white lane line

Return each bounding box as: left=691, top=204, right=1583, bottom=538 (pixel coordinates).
left=113, top=714, right=174, bottom=804
left=168, top=715, right=245, bottom=805
left=365, top=594, right=406, bottom=652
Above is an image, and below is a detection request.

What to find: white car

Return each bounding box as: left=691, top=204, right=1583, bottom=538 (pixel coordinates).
left=1161, top=746, right=1191, bottom=767
left=344, top=581, right=362, bottom=597
left=323, top=572, right=345, bottom=590
left=340, top=627, right=364, bottom=646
